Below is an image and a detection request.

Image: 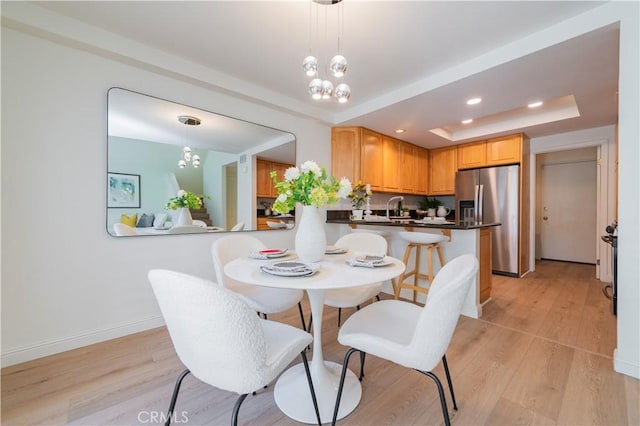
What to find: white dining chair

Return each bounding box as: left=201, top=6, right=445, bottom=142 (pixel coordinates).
left=323, top=232, right=388, bottom=327
left=331, top=254, right=479, bottom=426
left=192, top=219, right=207, bottom=228
left=231, top=222, right=245, bottom=231
left=113, top=223, right=138, bottom=236
left=167, top=225, right=207, bottom=234
left=148, top=269, right=320, bottom=426
left=211, top=234, right=307, bottom=330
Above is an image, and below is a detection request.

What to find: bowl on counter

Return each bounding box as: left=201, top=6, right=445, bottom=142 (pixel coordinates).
left=266, top=220, right=287, bottom=229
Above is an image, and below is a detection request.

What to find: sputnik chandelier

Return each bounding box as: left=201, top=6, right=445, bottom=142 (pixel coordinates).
left=177, top=115, right=201, bottom=169
left=303, top=0, right=351, bottom=103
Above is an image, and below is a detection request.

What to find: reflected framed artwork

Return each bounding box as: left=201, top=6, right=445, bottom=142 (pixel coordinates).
left=108, top=172, right=140, bottom=208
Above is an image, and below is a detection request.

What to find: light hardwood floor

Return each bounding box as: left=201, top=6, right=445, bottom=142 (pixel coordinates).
left=2, top=261, right=638, bottom=425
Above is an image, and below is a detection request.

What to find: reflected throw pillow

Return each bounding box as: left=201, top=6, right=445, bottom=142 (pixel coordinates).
left=153, top=213, right=168, bottom=228
left=121, top=213, right=137, bottom=227
left=137, top=213, right=154, bottom=228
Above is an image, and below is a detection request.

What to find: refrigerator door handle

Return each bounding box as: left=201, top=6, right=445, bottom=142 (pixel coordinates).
left=478, top=184, right=484, bottom=222
left=474, top=184, right=479, bottom=222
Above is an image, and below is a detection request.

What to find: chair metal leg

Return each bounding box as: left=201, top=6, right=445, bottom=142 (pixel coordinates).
left=441, top=355, right=458, bottom=410
left=332, top=347, right=359, bottom=426
left=298, top=302, right=307, bottom=331
left=231, top=393, right=248, bottom=426
left=417, top=370, right=452, bottom=426
left=165, top=368, right=190, bottom=426
left=300, top=351, right=322, bottom=426
left=337, top=308, right=342, bottom=327
left=262, top=313, right=267, bottom=320
left=359, top=352, right=366, bottom=381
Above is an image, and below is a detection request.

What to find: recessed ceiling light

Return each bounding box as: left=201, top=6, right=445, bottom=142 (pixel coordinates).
left=461, top=119, right=473, bottom=124
left=466, top=97, right=482, bottom=105
left=394, top=129, right=406, bottom=134
left=528, top=101, right=543, bottom=108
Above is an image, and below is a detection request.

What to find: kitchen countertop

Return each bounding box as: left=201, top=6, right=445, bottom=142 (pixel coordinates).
left=326, top=218, right=500, bottom=230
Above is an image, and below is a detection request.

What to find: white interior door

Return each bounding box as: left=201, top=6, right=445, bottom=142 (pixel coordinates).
left=540, top=161, right=597, bottom=263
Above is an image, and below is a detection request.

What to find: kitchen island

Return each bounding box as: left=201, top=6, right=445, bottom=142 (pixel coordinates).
left=325, top=216, right=499, bottom=318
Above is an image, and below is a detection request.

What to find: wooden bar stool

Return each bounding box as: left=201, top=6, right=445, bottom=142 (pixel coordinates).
left=394, top=231, right=448, bottom=302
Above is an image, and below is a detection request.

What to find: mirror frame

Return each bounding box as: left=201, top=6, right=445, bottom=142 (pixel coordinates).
left=106, top=87, right=296, bottom=237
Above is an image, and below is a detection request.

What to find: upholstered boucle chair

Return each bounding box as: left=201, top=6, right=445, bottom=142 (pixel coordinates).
left=331, top=254, right=478, bottom=426
left=211, top=234, right=307, bottom=330
left=148, top=269, right=320, bottom=426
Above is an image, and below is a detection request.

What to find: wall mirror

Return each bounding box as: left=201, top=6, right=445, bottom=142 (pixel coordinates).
left=107, top=87, right=296, bottom=237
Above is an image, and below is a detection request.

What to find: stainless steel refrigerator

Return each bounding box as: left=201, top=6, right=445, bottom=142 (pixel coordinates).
left=455, top=165, right=519, bottom=276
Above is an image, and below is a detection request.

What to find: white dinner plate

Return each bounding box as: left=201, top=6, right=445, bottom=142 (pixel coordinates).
left=325, top=245, right=347, bottom=254
left=260, top=262, right=320, bottom=277
left=347, top=256, right=392, bottom=268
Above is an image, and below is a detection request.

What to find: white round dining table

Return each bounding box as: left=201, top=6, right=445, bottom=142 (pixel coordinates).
left=224, top=251, right=405, bottom=424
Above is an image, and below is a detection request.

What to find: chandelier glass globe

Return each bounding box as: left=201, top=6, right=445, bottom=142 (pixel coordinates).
left=178, top=159, right=187, bottom=168
left=321, top=80, right=334, bottom=99
left=308, top=78, right=323, bottom=100
left=329, top=55, right=348, bottom=78
left=334, top=83, right=351, bottom=103
left=303, top=56, right=318, bottom=77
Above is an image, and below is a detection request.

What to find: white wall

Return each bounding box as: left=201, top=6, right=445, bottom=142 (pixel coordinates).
left=0, top=27, right=328, bottom=366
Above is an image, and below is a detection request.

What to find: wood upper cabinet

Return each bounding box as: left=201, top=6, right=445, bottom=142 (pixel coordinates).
left=331, top=126, right=427, bottom=195
left=414, top=146, right=429, bottom=195
left=429, top=146, right=457, bottom=195
left=457, top=140, right=487, bottom=170
left=399, top=143, right=428, bottom=195
left=382, top=136, right=401, bottom=192
left=361, top=129, right=384, bottom=191
left=256, top=159, right=292, bottom=198
left=256, top=159, right=273, bottom=197
left=331, top=127, right=362, bottom=183
left=486, top=134, right=522, bottom=166
left=457, top=133, right=524, bottom=169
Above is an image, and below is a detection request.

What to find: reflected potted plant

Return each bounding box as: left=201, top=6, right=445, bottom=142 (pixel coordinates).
left=166, top=190, right=209, bottom=226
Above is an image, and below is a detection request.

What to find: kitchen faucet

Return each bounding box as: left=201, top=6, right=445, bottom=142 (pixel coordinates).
left=386, top=196, right=404, bottom=219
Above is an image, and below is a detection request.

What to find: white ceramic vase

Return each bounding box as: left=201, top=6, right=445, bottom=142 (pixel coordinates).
left=295, top=205, right=326, bottom=263
left=351, top=209, right=364, bottom=220
left=175, top=207, right=193, bottom=226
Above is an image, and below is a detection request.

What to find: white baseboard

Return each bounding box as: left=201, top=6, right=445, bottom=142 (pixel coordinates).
left=1, top=316, right=165, bottom=368
left=613, top=349, right=640, bottom=379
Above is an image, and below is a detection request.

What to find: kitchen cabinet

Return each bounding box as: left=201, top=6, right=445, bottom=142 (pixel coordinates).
left=400, top=143, right=429, bottom=195
left=331, top=127, right=362, bottom=184
left=257, top=217, right=271, bottom=230
left=457, top=140, right=486, bottom=169
left=256, top=159, right=293, bottom=198
left=486, top=134, right=522, bottom=166
left=331, top=127, right=428, bottom=195
left=457, top=133, right=524, bottom=169
left=429, top=146, right=457, bottom=195
left=479, top=227, right=493, bottom=303
left=382, top=136, right=401, bottom=191
left=361, top=129, right=384, bottom=190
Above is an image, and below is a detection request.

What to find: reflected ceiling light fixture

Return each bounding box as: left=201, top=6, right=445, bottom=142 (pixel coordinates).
left=466, top=97, right=482, bottom=105
left=461, top=118, right=474, bottom=124
left=528, top=101, right=544, bottom=108
left=394, top=129, right=406, bottom=134
left=303, top=0, right=351, bottom=103
left=177, top=115, right=201, bottom=169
